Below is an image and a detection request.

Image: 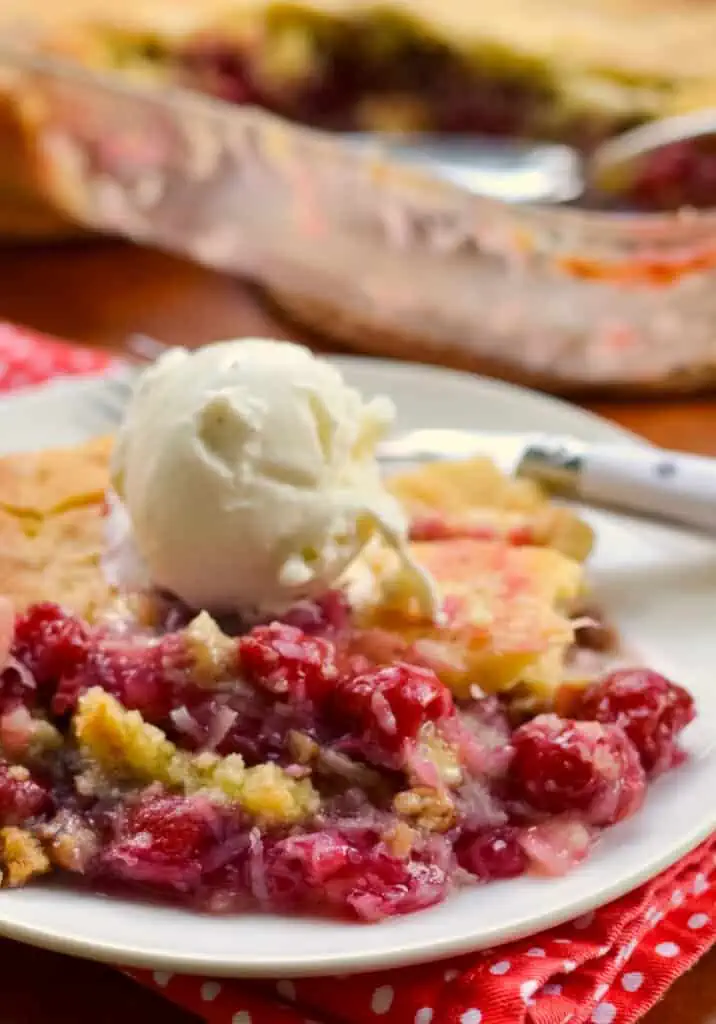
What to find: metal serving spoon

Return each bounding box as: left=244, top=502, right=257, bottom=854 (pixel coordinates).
left=345, top=108, right=716, bottom=205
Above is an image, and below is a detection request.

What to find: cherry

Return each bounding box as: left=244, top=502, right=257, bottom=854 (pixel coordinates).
left=574, top=669, right=696, bottom=775
left=239, top=623, right=338, bottom=704
left=455, top=825, right=527, bottom=881
left=100, top=794, right=222, bottom=893
left=53, top=634, right=191, bottom=720
left=265, top=827, right=450, bottom=921
left=335, top=663, right=454, bottom=751
left=0, top=760, right=51, bottom=825
left=510, top=714, right=646, bottom=825
left=13, top=603, right=90, bottom=687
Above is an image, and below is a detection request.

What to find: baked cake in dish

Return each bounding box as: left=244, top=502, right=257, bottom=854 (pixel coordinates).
left=35, top=0, right=716, bottom=143
left=0, top=434, right=695, bottom=918
left=3, top=0, right=716, bottom=235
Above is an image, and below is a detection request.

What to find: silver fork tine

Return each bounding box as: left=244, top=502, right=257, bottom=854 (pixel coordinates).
left=82, top=333, right=177, bottom=432
left=83, top=372, right=136, bottom=431
left=83, top=332, right=168, bottom=432
left=126, top=333, right=173, bottom=362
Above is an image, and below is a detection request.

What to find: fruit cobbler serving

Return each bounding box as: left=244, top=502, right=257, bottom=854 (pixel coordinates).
left=0, top=340, right=695, bottom=921
left=3, top=0, right=716, bottom=236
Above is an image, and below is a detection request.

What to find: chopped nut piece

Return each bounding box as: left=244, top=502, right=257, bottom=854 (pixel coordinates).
left=51, top=831, right=96, bottom=872
left=184, top=611, right=238, bottom=685
left=393, top=786, right=456, bottom=833
left=29, top=719, right=63, bottom=756
left=40, top=810, right=99, bottom=874
left=95, top=591, right=162, bottom=630
left=0, top=709, right=62, bottom=764
left=315, top=749, right=384, bottom=790
left=413, top=722, right=463, bottom=788
left=384, top=821, right=417, bottom=858
left=1, top=827, right=50, bottom=887
left=74, top=688, right=318, bottom=825
left=287, top=730, right=320, bottom=765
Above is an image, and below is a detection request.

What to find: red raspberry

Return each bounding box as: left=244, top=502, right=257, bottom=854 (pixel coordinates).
left=509, top=714, right=646, bottom=826
left=100, top=794, right=221, bottom=893
left=53, top=633, right=191, bottom=720
left=13, top=603, right=90, bottom=687
left=239, top=623, right=338, bottom=704
left=335, top=663, right=454, bottom=751
left=574, top=668, right=696, bottom=775
left=0, top=760, right=51, bottom=825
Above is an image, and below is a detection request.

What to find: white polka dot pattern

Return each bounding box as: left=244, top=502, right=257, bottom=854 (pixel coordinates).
left=276, top=981, right=296, bottom=1001
left=655, top=942, right=680, bottom=958
left=415, top=1009, right=434, bottom=1024
left=621, top=973, right=644, bottom=993
left=201, top=982, right=222, bottom=1001
left=615, top=939, right=637, bottom=966
left=693, top=873, right=709, bottom=895
left=592, top=1003, right=617, bottom=1024
left=574, top=911, right=595, bottom=930
left=520, top=980, right=539, bottom=1005
left=489, top=961, right=511, bottom=975
left=688, top=913, right=710, bottom=930
left=460, top=1011, right=482, bottom=1024
left=370, top=986, right=394, bottom=1015
left=232, top=1013, right=252, bottom=1024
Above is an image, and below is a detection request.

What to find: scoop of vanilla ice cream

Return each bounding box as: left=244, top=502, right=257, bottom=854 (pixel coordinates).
left=110, top=338, right=428, bottom=616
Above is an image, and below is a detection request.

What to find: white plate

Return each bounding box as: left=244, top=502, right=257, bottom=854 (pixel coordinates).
left=0, top=358, right=714, bottom=978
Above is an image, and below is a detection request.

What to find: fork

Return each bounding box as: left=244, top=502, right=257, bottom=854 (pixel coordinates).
left=86, top=333, right=170, bottom=423
left=86, top=335, right=716, bottom=536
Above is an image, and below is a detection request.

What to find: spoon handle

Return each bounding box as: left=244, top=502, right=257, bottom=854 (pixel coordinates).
left=522, top=440, right=716, bottom=534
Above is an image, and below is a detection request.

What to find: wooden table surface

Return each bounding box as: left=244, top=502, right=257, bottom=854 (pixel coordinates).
left=0, top=239, right=714, bottom=1024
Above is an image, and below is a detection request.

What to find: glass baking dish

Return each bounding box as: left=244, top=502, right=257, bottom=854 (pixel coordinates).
left=2, top=48, right=716, bottom=394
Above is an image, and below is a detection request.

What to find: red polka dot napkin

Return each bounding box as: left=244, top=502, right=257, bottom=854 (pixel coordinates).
left=0, top=319, right=714, bottom=1024
left=124, top=836, right=716, bottom=1024
left=0, top=322, right=115, bottom=386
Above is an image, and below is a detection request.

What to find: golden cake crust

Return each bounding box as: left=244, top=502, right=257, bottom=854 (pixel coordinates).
left=6, top=0, right=712, bottom=83
left=0, top=434, right=590, bottom=707
left=0, top=437, right=113, bottom=618
left=0, top=435, right=113, bottom=518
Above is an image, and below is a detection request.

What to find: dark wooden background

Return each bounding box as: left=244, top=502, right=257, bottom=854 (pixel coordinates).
left=0, top=238, right=714, bottom=1023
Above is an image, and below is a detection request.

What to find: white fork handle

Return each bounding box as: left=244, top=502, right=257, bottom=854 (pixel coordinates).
left=521, top=441, right=716, bottom=535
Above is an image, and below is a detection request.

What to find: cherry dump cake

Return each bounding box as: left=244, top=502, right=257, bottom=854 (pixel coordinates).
left=4, top=0, right=716, bottom=236
left=0, top=434, right=695, bottom=920
left=33, top=0, right=716, bottom=145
